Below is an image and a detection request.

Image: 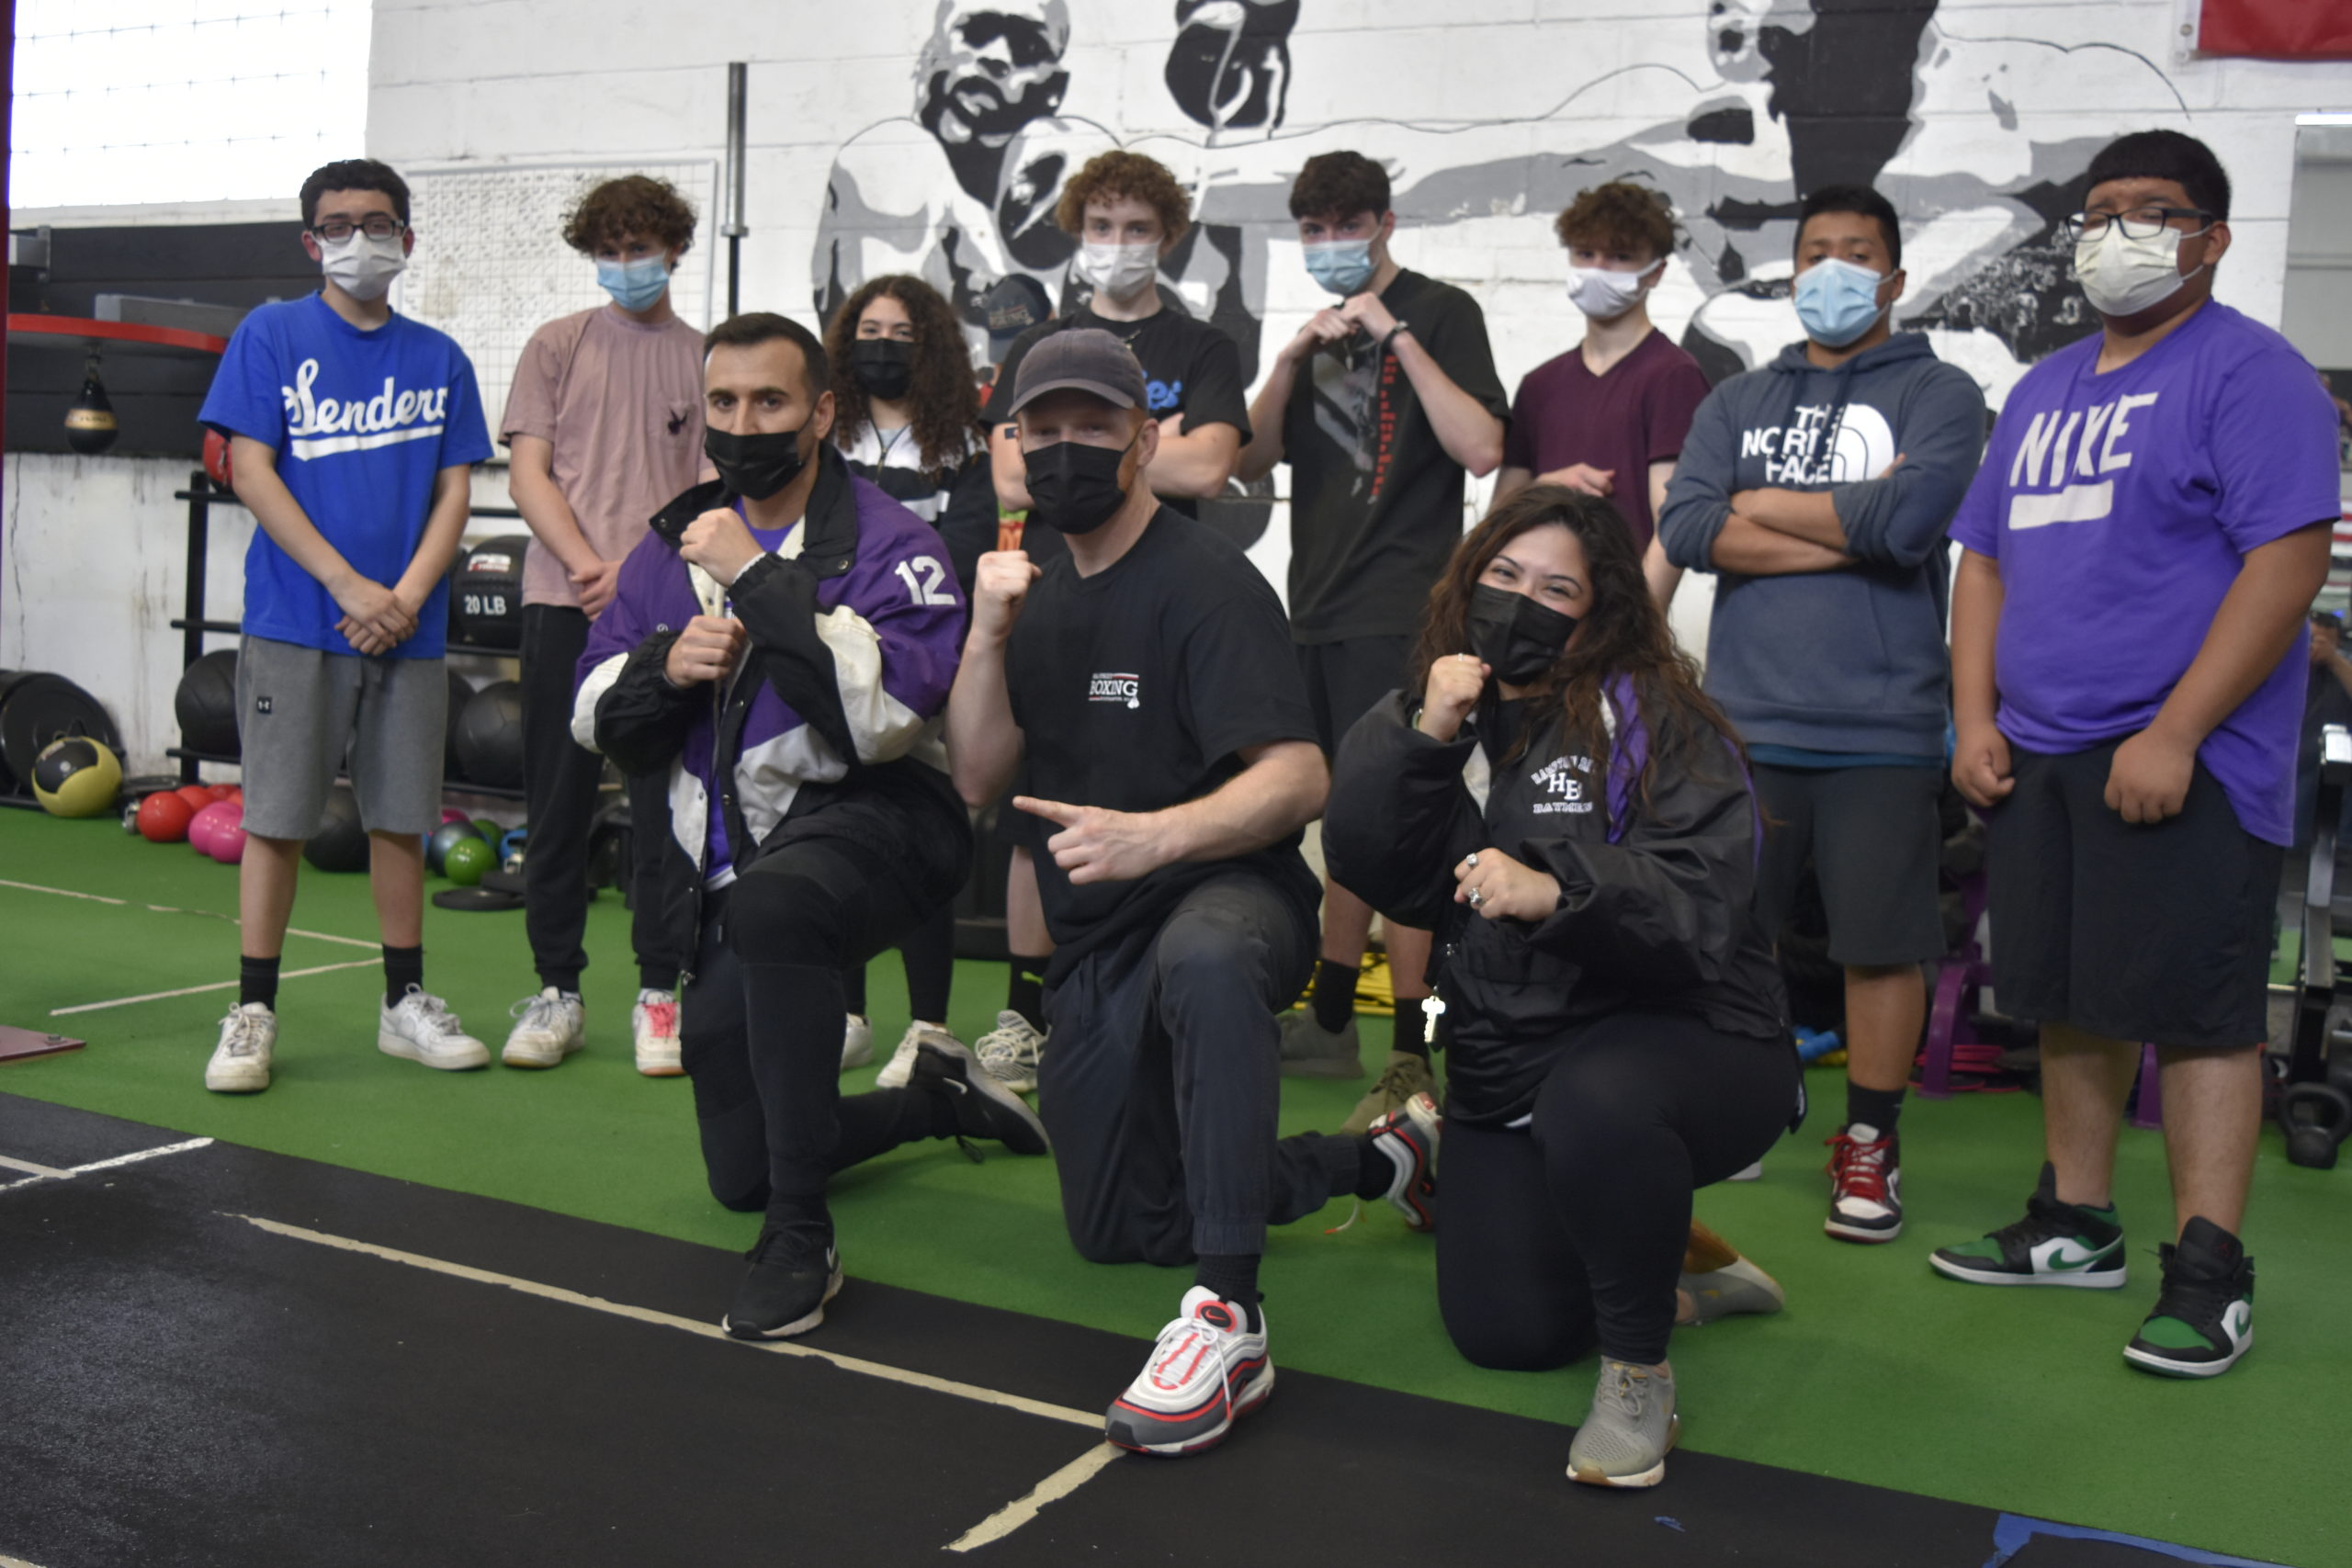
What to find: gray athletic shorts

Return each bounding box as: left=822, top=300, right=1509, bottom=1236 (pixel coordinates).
left=236, top=635, right=446, bottom=840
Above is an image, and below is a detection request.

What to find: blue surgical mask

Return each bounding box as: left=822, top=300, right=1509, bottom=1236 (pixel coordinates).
left=598, top=254, right=670, bottom=312
left=1792, top=256, right=1889, bottom=348
left=1304, top=240, right=1376, bottom=297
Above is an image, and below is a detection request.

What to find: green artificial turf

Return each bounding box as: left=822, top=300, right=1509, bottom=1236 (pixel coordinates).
left=2, top=807, right=2345, bottom=1566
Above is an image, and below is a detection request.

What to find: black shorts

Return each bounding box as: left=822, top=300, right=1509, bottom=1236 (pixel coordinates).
left=1985, top=742, right=2279, bottom=1052
left=1753, top=762, right=1946, bottom=967
left=1297, top=635, right=1412, bottom=754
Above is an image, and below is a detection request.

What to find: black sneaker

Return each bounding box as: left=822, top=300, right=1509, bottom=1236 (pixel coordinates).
left=723, top=1222, right=842, bottom=1340
left=2124, top=1217, right=2255, bottom=1378
left=911, top=1038, right=1050, bottom=1155
left=1823, top=1123, right=1903, bottom=1243
left=1929, top=1162, right=2127, bottom=1288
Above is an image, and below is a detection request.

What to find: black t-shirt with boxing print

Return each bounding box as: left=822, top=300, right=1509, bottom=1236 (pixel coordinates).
left=1281, top=267, right=1509, bottom=644
left=984, top=303, right=1253, bottom=521
left=1006, top=507, right=1319, bottom=982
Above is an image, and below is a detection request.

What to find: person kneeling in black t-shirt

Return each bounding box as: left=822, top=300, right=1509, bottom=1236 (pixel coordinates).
left=947, top=328, right=1438, bottom=1458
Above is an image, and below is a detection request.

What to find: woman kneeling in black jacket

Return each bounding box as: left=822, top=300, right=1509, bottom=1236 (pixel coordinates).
left=1327, top=485, right=1797, bottom=1490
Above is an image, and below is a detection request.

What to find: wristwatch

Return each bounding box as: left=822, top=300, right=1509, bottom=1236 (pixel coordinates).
left=1383, top=321, right=1413, bottom=354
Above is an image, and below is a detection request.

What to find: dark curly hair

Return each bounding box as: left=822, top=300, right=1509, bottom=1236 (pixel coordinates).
left=1055, top=151, right=1192, bottom=245
left=1288, top=150, right=1389, bottom=221
left=823, top=275, right=980, bottom=479
left=1410, top=485, right=1743, bottom=794
left=1554, top=181, right=1679, bottom=262
left=562, top=174, right=697, bottom=257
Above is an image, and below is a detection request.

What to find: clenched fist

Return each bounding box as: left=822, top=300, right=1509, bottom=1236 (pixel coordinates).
left=664, top=614, right=749, bottom=688
left=972, top=549, right=1043, bottom=644
left=1418, top=652, right=1489, bottom=743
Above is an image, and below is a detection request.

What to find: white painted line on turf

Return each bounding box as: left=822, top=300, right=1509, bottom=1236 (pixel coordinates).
left=232, top=1213, right=1103, bottom=1431
left=1, top=1551, right=57, bottom=1567
left=0, top=1137, right=215, bottom=1193
left=945, top=1441, right=1124, bottom=1553
left=0, top=878, right=377, bottom=950
left=51, top=960, right=380, bottom=1016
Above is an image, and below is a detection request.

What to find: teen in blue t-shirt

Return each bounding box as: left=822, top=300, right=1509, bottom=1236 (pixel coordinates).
left=194, top=157, right=494, bottom=1098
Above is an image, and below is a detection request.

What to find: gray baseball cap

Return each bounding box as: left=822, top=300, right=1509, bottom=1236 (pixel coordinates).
left=1007, top=326, right=1148, bottom=415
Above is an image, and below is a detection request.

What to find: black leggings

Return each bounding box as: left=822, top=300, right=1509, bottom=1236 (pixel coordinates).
left=1437, top=1011, right=1797, bottom=1369
left=841, top=902, right=956, bottom=1023
left=682, top=838, right=945, bottom=1212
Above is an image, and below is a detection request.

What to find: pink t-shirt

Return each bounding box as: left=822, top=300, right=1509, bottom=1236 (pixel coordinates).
left=500, top=307, right=706, bottom=608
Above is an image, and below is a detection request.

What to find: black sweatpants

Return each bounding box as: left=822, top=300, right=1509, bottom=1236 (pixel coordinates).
left=1039, top=873, right=1358, bottom=1263
left=519, top=604, right=680, bottom=993
left=842, top=901, right=956, bottom=1023
left=682, top=838, right=951, bottom=1211
left=1437, top=1011, right=1797, bottom=1369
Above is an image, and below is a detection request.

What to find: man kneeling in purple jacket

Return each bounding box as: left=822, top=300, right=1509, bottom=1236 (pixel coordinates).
left=573, top=311, right=1047, bottom=1339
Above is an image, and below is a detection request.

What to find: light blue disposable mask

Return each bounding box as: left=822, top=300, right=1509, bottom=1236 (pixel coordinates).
left=1304, top=240, right=1376, bottom=298
left=598, top=254, right=670, bottom=312
left=1793, top=256, right=1889, bottom=348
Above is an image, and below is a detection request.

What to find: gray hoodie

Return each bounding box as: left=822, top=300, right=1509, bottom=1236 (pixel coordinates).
left=1657, top=333, right=1986, bottom=757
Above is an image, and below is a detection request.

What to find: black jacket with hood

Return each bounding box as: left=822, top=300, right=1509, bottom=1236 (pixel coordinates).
left=1327, top=681, right=1788, bottom=1127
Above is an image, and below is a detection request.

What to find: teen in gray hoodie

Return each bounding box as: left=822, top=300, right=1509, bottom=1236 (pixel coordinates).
left=1657, top=184, right=1986, bottom=1250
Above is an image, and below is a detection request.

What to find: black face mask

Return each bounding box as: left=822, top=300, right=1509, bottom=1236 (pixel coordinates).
left=850, top=339, right=915, bottom=401
left=1466, top=582, right=1578, bottom=684
left=1023, top=436, right=1133, bottom=535
left=705, top=423, right=811, bottom=502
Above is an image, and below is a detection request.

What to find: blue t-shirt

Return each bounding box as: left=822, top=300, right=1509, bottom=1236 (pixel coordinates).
left=1949, top=301, right=2343, bottom=845
left=198, top=294, right=493, bottom=659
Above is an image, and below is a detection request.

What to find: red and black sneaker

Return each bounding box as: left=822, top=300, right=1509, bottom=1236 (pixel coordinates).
left=1105, top=1289, right=1272, bottom=1456
left=1367, top=1091, right=1441, bottom=1232
left=1824, top=1123, right=1903, bottom=1243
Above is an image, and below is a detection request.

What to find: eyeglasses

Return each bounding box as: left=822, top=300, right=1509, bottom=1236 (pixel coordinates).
left=309, top=216, right=408, bottom=243
left=2058, top=208, right=2211, bottom=244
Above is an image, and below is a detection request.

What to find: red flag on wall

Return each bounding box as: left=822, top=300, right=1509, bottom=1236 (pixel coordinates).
left=2200, top=0, right=2352, bottom=58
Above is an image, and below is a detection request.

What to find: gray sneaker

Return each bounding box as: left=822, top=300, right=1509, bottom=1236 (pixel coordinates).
left=1341, top=1049, right=1437, bottom=1134
left=1277, top=1010, right=1363, bottom=1079
left=1567, top=1360, right=1679, bottom=1488
left=1678, top=1219, right=1785, bottom=1325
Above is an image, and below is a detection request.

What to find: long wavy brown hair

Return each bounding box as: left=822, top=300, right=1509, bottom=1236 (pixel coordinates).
left=824, top=275, right=980, bottom=479
left=1410, top=484, right=1745, bottom=798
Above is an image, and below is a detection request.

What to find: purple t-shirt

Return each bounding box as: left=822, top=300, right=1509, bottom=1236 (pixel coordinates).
left=1949, top=301, right=2342, bottom=844
left=1503, top=330, right=1712, bottom=547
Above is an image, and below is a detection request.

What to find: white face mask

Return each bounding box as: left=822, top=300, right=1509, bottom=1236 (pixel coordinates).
left=2074, top=222, right=2202, bottom=320
left=320, top=231, right=408, bottom=302
left=1566, top=263, right=1656, bottom=321
left=1075, top=241, right=1159, bottom=304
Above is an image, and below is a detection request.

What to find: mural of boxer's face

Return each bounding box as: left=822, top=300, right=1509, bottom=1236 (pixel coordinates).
left=919, top=0, right=1072, bottom=146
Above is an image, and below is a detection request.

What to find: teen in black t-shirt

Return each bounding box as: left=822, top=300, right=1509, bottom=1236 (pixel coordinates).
left=947, top=328, right=1438, bottom=1460
left=1235, top=150, right=1510, bottom=1133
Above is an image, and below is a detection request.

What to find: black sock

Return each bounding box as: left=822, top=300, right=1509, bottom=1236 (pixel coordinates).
left=1310, top=958, right=1359, bottom=1033
left=1352, top=1133, right=1396, bottom=1200
left=538, top=966, right=582, bottom=995
left=639, top=964, right=679, bottom=994
left=1192, top=1254, right=1262, bottom=1329
left=383, top=944, right=423, bottom=1009
left=1007, top=953, right=1049, bottom=1032
left=763, top=1190, right=831, bottom=1236
left=239, top=954, right=281, bottom=1010
left=1847, top=1082, right=1905, bottom=1139
left=842, top=963, right=868, bottom=1020
left=1392, top=997, right=1430, bottom=1060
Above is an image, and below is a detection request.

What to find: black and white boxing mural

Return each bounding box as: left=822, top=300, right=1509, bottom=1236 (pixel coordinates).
left=814, top=0, right=2204, bottom=404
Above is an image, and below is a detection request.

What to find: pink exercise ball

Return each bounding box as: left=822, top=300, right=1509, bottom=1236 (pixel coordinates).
left=191, top=799, right=245, bottom=863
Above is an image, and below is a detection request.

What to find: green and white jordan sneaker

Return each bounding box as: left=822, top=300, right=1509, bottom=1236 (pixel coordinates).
left=2124, top=1217, right=2255, bottom=1379
left=1929, top=1162, right=2126, bottom=1288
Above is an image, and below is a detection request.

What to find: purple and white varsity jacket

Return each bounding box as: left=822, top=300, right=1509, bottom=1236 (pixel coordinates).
left=571, top=446, right=969, bottom=905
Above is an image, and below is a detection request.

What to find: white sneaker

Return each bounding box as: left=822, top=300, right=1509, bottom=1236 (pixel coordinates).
left=1728, top=1160, right=1764, bottom=1181
left=378, top=986, right=490, bottom=1071
left=973, top=1010, right=1046, bottom=1095
left=1104, top=1287, right=1272, bottom=1456
left=841, top=1013, right=874, bottom=1072
left=502, top=987, right=585, bottom=1069
left=633, top=988, right=683, bottom=1077
left=875, top=1020, right=958, bottom=1088
left=206, top=1000, right=276, bottom=1093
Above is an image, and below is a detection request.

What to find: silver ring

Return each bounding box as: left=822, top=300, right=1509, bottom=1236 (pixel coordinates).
left=1466, top=887, right=1487, bottom=909
left=1464, top=852, right=1480, bottom=869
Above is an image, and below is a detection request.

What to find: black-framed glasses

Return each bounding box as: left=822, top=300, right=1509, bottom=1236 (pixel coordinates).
left=309, top=216, right=408, bottom=243
left=2059, top=208, right=2211, bottom=244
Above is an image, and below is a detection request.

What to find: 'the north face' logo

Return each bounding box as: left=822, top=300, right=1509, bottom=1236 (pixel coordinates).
left=1088, top=671, right=1141, bottom=709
